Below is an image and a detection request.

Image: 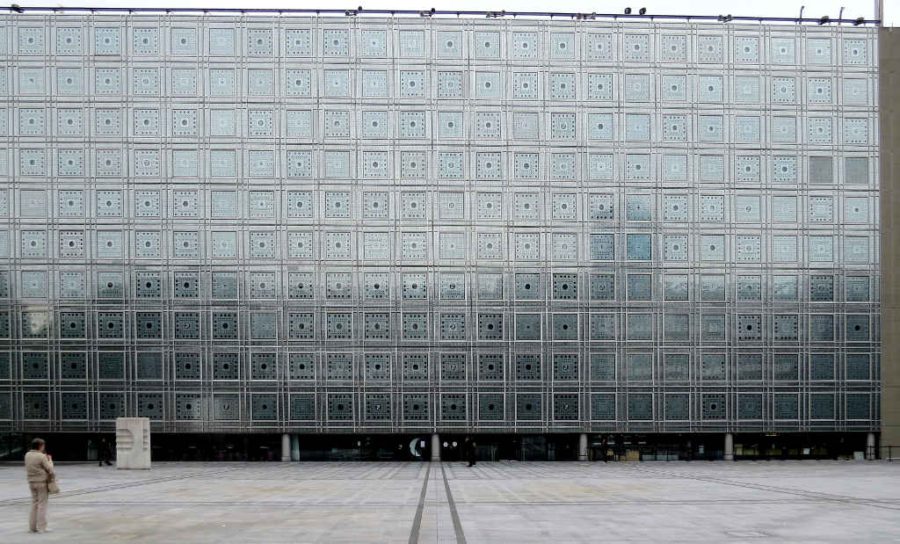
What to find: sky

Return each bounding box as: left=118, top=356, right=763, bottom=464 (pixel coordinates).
left=11, top=0, right=900, bottom=25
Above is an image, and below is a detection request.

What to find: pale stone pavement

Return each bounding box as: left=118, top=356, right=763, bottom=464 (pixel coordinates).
left=0, top=461, right=899, bottom=542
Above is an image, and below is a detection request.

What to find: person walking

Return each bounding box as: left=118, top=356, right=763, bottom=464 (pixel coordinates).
left=98, top=437, right=113, bottom=467
left=25, top=438, right=55, bottom=533
left=466, top=437, right=477, bottom=467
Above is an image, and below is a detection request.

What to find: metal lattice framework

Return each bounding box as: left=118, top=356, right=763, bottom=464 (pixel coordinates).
left=0, top=14, right=880, bottom=434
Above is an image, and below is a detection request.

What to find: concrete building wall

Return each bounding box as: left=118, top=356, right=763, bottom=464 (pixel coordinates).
left=881, top=27, right=900, bottom=456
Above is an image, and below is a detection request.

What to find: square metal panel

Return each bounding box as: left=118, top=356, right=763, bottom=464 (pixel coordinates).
left=440, top=353, right=467, bottom=381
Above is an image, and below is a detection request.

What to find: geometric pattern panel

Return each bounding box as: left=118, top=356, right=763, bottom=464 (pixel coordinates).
left=0, top=15, right=878, bottom=434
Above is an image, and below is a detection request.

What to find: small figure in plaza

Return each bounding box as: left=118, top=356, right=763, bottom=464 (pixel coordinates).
left=465, top=437, right=477, bottom=467
left=98, top=437, right=114, bottom=467
left=600, top=436, right=609, bottom=463
left=25, top=438, right=56, bottom=533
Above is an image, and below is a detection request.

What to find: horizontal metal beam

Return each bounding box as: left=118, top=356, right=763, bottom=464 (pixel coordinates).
left=0, top=5, right=881, bottom=26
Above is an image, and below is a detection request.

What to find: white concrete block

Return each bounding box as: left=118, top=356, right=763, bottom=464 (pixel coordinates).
left=116, top=417, right=151, bottom=469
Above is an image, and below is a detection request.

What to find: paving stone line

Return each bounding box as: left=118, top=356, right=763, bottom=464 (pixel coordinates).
left=408, top=463, right=430, bottom=544
left=0, top=465, right=245, bottom=507
left=632, top=465, right=900, bottom=512
left=46, top=501, right=417, bottom=508
left=440, top=463, right=467, bottom=544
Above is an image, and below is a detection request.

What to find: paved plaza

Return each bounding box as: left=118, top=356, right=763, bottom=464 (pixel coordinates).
left=0, top=461, right=898, bottom=542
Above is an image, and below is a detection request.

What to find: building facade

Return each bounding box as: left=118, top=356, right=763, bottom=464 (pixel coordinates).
left=0, top=15, right=881, bottom=446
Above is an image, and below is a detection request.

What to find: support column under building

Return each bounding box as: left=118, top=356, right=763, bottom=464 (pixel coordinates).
left=431, top=433, right=441, bottom=462
left=724, top=433, right=734, bottom=461
left=281, top=433, right=290, bottom=462
left=867, top=433, right=876, bottom=460
left=578, top=433, right=589, bottom=461
left=290, top=435, right=300, bottom=461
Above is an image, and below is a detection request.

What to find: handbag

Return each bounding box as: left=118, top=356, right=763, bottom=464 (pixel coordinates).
left=46, top=457, right=59, bottom=494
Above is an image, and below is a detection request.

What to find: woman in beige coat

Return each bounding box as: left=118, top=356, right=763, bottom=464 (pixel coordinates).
left=24, top=438, right=55, bottom=533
